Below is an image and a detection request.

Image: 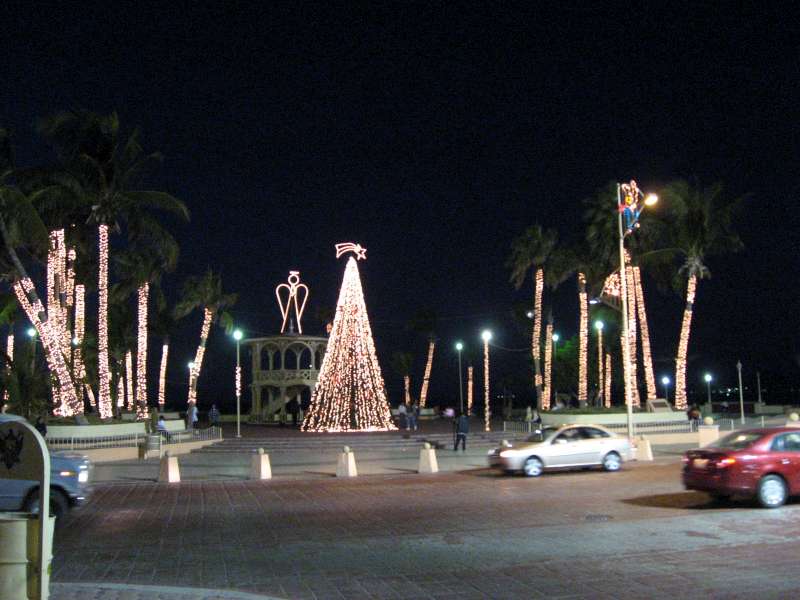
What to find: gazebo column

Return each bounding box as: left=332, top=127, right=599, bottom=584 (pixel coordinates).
left=250, top=384, right=262, bottom=420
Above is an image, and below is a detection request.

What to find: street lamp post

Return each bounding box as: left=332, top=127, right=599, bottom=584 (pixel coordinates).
left=704, top=373, right=713, bottom=407
left=233, top=329, right=243, bottom=438
left=27, top=327, right=37, bottom=371
left=481, top=330, right=492, bottom=432
left=736, top=360, right=745, bottom=425
left=455, top=341, right=464, bottom=414
left=617, top=181, right=657, bottom=442
left=661, top=376, right=671, bottom=403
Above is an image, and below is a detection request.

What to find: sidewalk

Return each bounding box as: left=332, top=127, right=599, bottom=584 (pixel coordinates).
left=52, top=583, right=283, bottom=600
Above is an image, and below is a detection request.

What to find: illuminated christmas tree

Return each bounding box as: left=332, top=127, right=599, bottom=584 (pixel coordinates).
left=302, top=244, right=396, bottom=432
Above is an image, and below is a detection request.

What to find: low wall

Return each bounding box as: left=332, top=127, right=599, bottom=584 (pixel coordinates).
left=47, top=422, right=147, bottom=439
left=80, top=438, right=221, bottom=463
left=541, top=412, right=683, bottom=426
left=641, top=432, right=699, bottom=445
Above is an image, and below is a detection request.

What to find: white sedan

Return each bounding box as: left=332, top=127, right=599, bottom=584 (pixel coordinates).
left=488, top=424, right=631, bottom=477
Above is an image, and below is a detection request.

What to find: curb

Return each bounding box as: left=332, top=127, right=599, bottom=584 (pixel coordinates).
left=51, top=582, right=285, bottom=600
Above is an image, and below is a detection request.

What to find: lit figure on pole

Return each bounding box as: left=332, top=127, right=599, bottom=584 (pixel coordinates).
left=275, top=271, right=309, bottom=334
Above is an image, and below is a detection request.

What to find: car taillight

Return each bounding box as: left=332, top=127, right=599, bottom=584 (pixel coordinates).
left=716, top=457, right=736, bottom=467
left=682, top=456, right=690, bottom=464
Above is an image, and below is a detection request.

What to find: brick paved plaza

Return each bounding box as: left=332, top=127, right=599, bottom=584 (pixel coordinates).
left=52, top=460, right=800, bottom=599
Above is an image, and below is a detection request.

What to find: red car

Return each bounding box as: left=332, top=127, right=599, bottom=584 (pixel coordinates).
left=683, top=427, right=800, bottom=508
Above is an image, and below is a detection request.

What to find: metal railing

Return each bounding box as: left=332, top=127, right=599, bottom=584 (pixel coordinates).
left=47, top=433, right=147, bottom=450
left=161, top=426, right=223, bottom=445
left=502, top=420, right=694, bottom=435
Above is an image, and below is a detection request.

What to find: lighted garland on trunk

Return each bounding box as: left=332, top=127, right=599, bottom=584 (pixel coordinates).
left=302, top=246, right=395, bottom=432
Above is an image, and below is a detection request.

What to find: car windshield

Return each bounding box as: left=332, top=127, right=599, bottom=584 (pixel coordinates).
left=708, top=432, right=764, bottom=450
left=526, top=427, right=559, bottom=443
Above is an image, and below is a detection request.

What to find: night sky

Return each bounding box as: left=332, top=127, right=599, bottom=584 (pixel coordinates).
left=2, top=4, right=798, bottom=409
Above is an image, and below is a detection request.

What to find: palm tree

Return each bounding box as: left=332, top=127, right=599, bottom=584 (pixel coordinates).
left=659, top=181, right=743, bottom=409
left=0, top=128, right=80, bottom=412
left=36, top=111, right=188, bottom=418
left=507, top=225, right=558, bottom=409
left=407, top=309, right=437, bottom=408
left=175, top=270, right=237, bottom=405
left=150, top=291, right=181, bottom=409
left=390, top=352, right=415, bottom=405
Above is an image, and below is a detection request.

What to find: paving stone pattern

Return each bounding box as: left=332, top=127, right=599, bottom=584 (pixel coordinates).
left=53, top=463, right=800, bottom=599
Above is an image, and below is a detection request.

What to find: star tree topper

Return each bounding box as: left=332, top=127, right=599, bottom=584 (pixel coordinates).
left=335, top=242, right=367, bottom=260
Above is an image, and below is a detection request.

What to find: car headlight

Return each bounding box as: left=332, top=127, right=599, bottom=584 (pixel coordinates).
left=78, top=470, right=89, bottom=483
left=499, top=450, right=515, bottom=458
left=59, top=470, right=77, bottom=478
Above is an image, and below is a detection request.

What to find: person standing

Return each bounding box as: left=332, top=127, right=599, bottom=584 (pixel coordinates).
left=208, top=404, right=220, bottom=428
left=186, top=402, right=198, bottom=429
left=407, top=402, right=419, bottom=431
left=398, top=402, right=407, bottom=430
left=454, top=411, right=469, bottom=451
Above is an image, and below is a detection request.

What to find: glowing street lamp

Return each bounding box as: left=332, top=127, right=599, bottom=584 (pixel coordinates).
left=455, top=341, right=464, bottom=414
left=481, top=330, right=492, bottom=431
left=704, top=373, right=713, bottom=406
left=595, top=321, right=604, bottom=407
left=661, top=375, right=671, bottom=403
left=27, top=327, right=36, bottom=338
left=617, top=180, right=658, bottom=441
left=233, top=328, right=244, bottom=438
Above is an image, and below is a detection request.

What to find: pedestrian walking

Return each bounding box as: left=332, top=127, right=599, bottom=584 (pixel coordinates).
left=407, top=402, right=419, bottom=431
left=453, top=411, right=469, bottom=451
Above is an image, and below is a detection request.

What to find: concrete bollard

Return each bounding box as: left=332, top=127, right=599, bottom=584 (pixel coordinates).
left=635, top=436, right=654, bottom=461
left=698, top=425, right=720, bottom=447
left=250, top=448, right=272, bottom=480
left=418, top=442, right=439, bottom=473
left=785, top=413, right=800, bottom=427
left=336, top=446, right=358, bottom=477
left=158, top=450, right=181, bottom=483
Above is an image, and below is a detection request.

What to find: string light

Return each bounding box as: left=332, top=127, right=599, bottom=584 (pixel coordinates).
left=625, top=261, right=640, bottom=408
left=235, top=365, right=242, bottom=399
left=674, top=275, right=696, bottom=410
left=467, top=366, right=474, bottom=415
left=532, top=268, right=544, bottom=394
left=605, top=352, right=612, bottom=408
left=97, top=224, right=113, bottom=418
left=73, top=285, right=89, bottom=409
left=3, top=334, right=13, bottom=404
left=403, top=374, right=411, bottom=405
left=275, top=271, right=309, bottom=334
left=542, top=321, right=553, bottom=410
left=482, top=330, right=492, bottom=431
left=577, top=272, right=588, bottom=405
left=125, top=350, right=134, bottom=411
left=187, top=307, right=213, bottom=404
left=595, top=321, right=604, bottom=407
left=13, top=278, right=78, bottom=413
left=136, top=283, right=149, bottom=419
left=418, top=339, right=435, bottom=407
left=117, top=376, right=125, bottom=408
left=302, top=252, right=395, bottom=432
left=634, top=266, right=657, bottom=401
left=158, top=343, right=169, bottom=407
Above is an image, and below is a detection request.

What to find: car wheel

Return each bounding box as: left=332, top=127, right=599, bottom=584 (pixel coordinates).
left=24, top=488, right=70, bottom=521
left=602, top=452, right=622, bottom=472
left=523, top=456, right=544, bottom=477
left=757, top=475, right=787, bottom=509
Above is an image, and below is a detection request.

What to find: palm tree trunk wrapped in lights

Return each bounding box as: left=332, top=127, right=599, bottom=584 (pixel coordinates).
left=13, top=278, right=79, bottom=410
left=403, top=375, right=411, bottom=404
left=577, top=273, right=588, bottom=405
left=597, top=327, right=604, bottom=407
left=532, top=268, right=544, bottom=406
left=135, top=283, right=149, bottom=418
left=543, top=320, right=553, bottom=410
left=125, top=350, right=134, bottom=410
left=633, top=266, right=657, bottom=401
left=97, top=224, right=113, bottom=418
left=467, top=366, right=474, bottom=415
left=674, top=275, right=697, bottom=410
left=625, top=263, right=641, bottom=408
left=483, top=340, right=491, bottom=431
left=47, top=229, right=71, bottom=416
left=418, top=339, right=435, bottom=407
left=73, top=284, right=88, bottom=408
left=604, top=353, right=612, bottom=408
left=158, top=343, right=169, bottom=407
left=188, top=308, right=213, bottom=405
left=3, top=334, right=12, bottom=404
